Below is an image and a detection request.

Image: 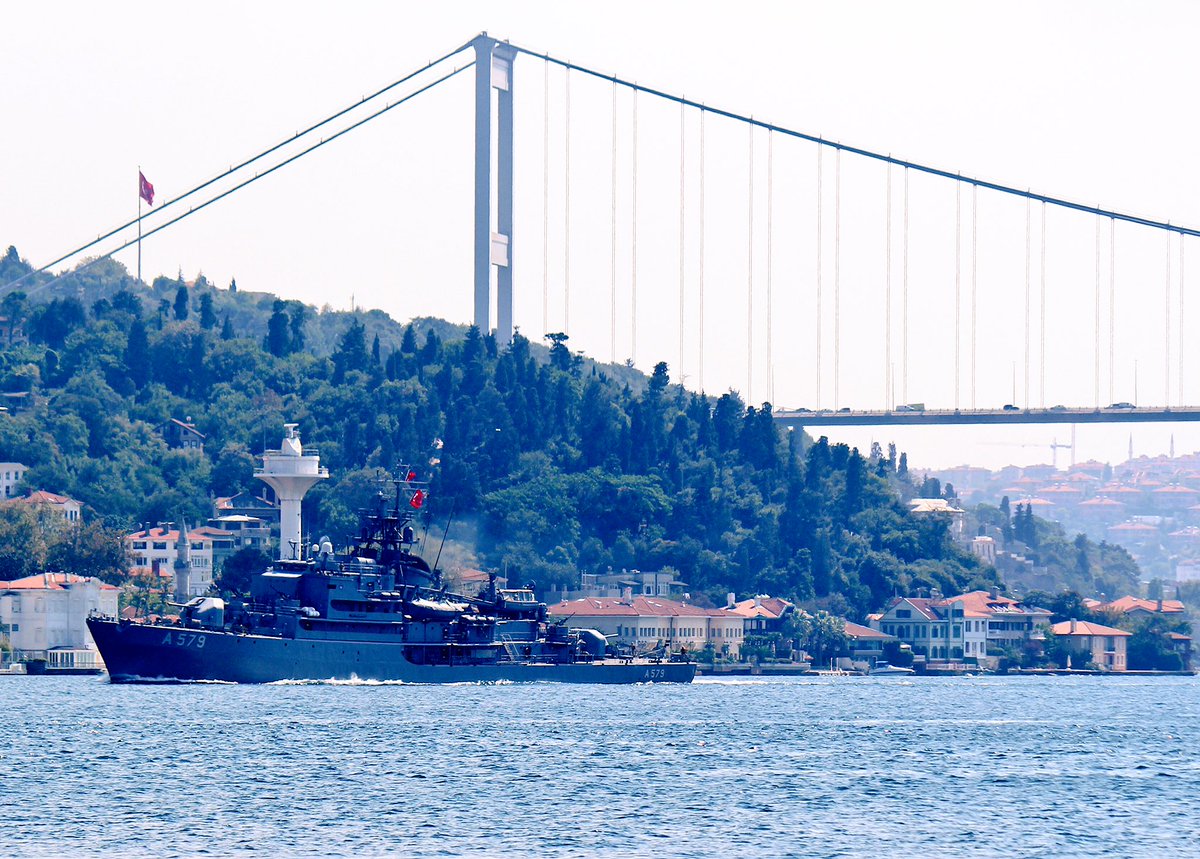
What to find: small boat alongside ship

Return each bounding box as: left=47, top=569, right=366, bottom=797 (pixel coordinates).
left=87, top=425, right=694, bottom=685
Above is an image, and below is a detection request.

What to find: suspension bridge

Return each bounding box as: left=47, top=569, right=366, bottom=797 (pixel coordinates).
left=9, top=33, right=1200, bottom=431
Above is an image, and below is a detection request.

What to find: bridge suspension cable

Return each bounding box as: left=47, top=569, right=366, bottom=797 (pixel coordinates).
left=16, top=61, right=475, bottom=294
left=747, top=123, right=755, bottom=404
left=834, top=147, right=842, bottom=411
left=971, top=183, right=978, bottom=411
left=885, top=163, right=892, bottom=410
left=1024, top=198, right=1031, bottom=409
left=514, top=44, right=1200, bottom=238
left=564, top=68, right=572, bottom=336
left=699, top=108, right=706, bottom=392
left=816, top=144, right=823, bottom=410
left=1109, top=218, right=1116, bottom=406
left=7, top=44, right=476, bottom=292
left=1166, top=231, right=1172, bottom=406
left=902, top=167, right=909, bottom=407
left=631, top=90, right=639, bottom=365
left=610, top=80, right=618, bottom=362
left=679, top=100, right=686, bottom=384
left=1040, top=202, right=1047, bottom=408
left=1181, top=236, right=1186, bottom=406
left=954, top=179, right=961, bottom=411
left=767, top=130, right=775, bottom=406
left=543, top=60, right=550, bottom=339
left=1095, top=216, right=1102, bottom=409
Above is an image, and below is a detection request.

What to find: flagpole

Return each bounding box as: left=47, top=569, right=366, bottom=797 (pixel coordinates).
left=137, top=165, right=142, bottom=284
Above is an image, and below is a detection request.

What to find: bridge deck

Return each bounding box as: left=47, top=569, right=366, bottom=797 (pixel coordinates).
left=772, top=407, right=1200, bottom=427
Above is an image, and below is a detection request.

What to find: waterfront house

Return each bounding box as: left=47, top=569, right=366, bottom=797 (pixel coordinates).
left=872, top=590, right=1051, bottom=667
left=725, top=595, right=794, bottom=633
left=843, top=621, right=896, bottom=665
left=3, top=489, right=82, bottom=523
left=1095, top=595, right=1185, bottom=618
left=0, top=573, right=119, bottom=669
left=547, top=596, right=746, bottom=658
left=125, top=525, right=215, bottom=597
left=0, top=461, right=28, bottom=499
left=1050, top=619, right=1130, bottom=671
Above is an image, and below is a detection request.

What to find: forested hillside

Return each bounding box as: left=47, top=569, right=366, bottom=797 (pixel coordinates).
left=0, top=246, right=997, bottom=615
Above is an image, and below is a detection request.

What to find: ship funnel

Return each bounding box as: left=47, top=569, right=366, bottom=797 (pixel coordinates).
left=255, top=423, right=329, bottom=560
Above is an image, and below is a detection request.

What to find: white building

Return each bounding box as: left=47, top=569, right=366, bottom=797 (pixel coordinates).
left=0, top=573, right=119, bottom=668
left=547, top=596, right=747, bottom=658
left=0, top=461, right=28, bottom=499
left=4, top=489, right=82, bottom=522
left=872, top=590, right=1051, bottom=667
left=908, top=497, right=967, bottom=541
left=125, top=525, right=215, bottom=597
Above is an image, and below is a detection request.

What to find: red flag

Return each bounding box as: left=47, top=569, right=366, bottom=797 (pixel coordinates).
left=139, top=171, right=155, bottom=206
left=406, top=471, right=416, bottom=481
left=409, top=489, right=425, bottom=509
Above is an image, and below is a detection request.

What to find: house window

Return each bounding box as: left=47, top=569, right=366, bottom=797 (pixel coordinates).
left=895, top=609, right=912, bottom=619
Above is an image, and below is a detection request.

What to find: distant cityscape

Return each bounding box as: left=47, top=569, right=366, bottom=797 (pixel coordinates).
left=925, top=447, right=1200, bottom=587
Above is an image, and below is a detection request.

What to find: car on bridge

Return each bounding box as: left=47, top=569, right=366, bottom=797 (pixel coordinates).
left=1002, top=404, right=1020, bottom=411
left=1107, top=402, right=1136, bottom=409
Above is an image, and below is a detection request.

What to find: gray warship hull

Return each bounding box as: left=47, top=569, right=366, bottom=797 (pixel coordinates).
left=87, top=618, right=695, bottom=684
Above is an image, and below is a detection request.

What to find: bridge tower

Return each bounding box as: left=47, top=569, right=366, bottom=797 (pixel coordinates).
left=472, top=34, right=517, bottom=346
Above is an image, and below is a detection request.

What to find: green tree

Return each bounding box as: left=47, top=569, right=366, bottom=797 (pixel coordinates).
left=216, top=547, right=272, bottom=596
left=173, top=285, right=190, bottom=321
left=266, top=300, right=290, bottom=357
left=198, top=292, right=217, bottom=330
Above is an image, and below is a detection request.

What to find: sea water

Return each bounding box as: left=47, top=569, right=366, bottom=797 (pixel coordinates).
left=4, top=674, right=1198, bottom=857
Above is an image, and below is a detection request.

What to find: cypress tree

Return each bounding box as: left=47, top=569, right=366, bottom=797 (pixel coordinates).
left=173, top=285, right=190, bottom=321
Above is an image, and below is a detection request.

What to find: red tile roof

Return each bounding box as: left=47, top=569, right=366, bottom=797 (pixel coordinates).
left=5, top=490, right=79, bottom=506
left=126, top=527, right=212, bottom=543
left=727, top=596, right=793, bottom=620
left=1, top=572, right=118, bottom=591
left=1098, top=595, right=1185, bottom=614
left=547, top=596, right=730, bottom=618
left=844, top=621, right=895, bottom=641
left=1051, top=620, right=1130, bottom=637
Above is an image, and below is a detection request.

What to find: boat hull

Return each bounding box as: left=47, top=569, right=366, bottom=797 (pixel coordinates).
left=87, top=618, right=694, bottom=684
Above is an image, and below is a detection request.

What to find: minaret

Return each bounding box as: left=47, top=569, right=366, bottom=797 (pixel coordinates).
left=173, top=520, right=191, bottom=602
left=255, top=423, right=329, bottom=561
left=1128, top=433, right=1134, bottom=463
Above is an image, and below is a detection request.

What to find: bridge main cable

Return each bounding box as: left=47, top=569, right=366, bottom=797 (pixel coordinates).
left=16, top=62, right=474, bottom=288
left=6, top=40, right=476, bottom=291
left=512, top=44, right=1200, bottom=238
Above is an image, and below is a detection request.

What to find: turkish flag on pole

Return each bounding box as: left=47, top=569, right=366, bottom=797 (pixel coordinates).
left=409, top=489, right=425, bottom=510
left=139, top=171, right=155, bottom=206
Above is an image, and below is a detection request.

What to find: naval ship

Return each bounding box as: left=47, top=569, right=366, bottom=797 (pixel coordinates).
left=87, top=425, right=694, bottom=684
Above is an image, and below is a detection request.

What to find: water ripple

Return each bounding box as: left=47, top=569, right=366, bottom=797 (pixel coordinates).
left=2, top=675, right=1198, bottom=857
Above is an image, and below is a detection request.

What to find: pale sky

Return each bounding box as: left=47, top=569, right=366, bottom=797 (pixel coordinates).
left=3, top=2, right=1199, bottom=470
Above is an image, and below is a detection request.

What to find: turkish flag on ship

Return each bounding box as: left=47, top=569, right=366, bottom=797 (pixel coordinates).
left=139, top=171, right=155, bottom=206
left=409, top=489, right=425, bottom=509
